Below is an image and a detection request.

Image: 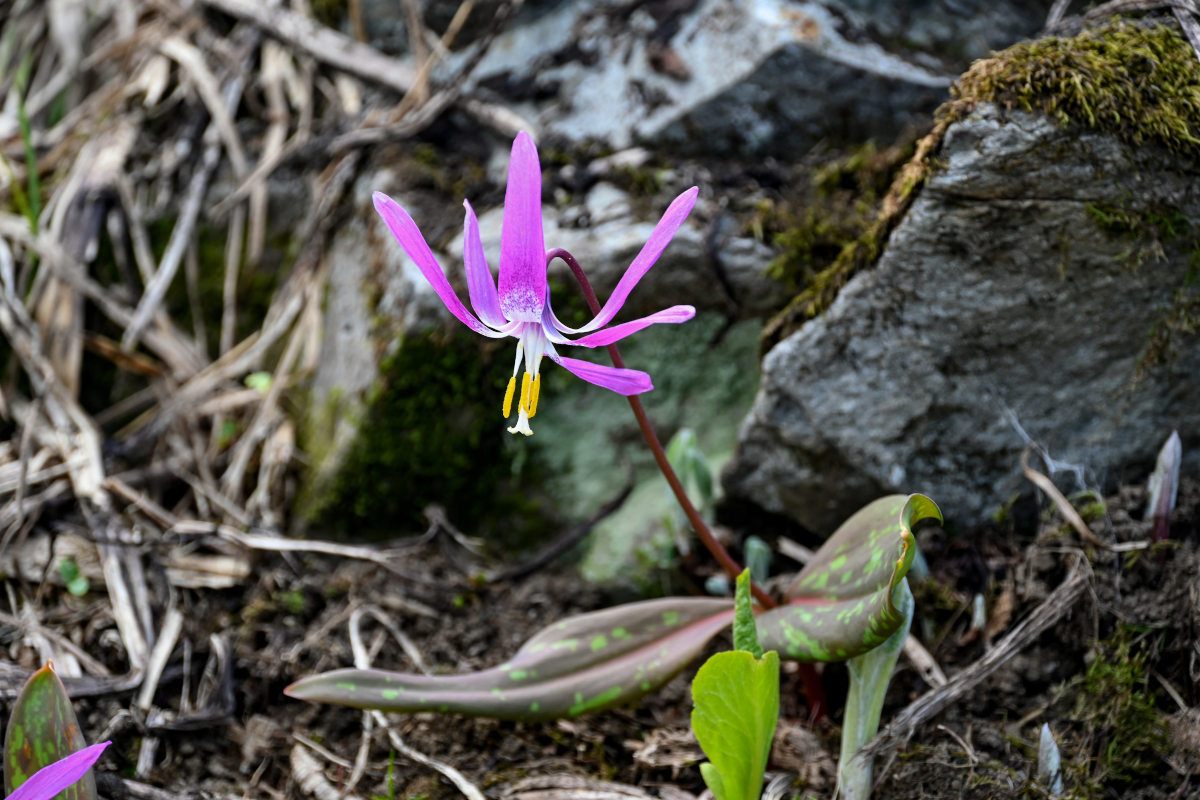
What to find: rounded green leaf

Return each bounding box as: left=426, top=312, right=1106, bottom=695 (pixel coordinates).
left=692, top=650, right=780, bottom=800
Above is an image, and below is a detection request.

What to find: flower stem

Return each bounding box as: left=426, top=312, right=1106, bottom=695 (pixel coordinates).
left=548, top=247, right=828, bottom=718
left=546, top=248, right=768, bottom=603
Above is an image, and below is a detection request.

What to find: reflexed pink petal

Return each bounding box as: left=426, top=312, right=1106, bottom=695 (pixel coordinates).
left=553, top=187, right=698, bottom=334
left=564, top=305, right=695, bottom=348
left=497, top=132, right=547, bottom=322
left=462, top=200, right=507, bottom=328
left=9, top=741, right=109, bottom=800
left=373, top=192, right=507, bottom=338
left=552, top=355, right=653, bottom=395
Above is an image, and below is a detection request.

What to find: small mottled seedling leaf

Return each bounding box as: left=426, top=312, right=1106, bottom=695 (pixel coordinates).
left=692, top=649, right=779, bottom=800
left=4, top=663, right=98, bottom=800
left=732, top=570, right=762, bottom=658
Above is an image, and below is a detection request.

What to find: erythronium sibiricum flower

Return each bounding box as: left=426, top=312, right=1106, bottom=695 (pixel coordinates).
left=372, top=132, right=698, bottom=436
left=8, top=740, right=109, bottom=800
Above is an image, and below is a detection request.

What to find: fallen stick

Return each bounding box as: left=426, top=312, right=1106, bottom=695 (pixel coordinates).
left=859, top=555, right=1090, bottom=772
left=198, top=0, right=417, bottom=94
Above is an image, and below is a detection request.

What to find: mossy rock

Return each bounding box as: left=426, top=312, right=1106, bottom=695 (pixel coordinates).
left=762, top=17, right=1200, bottom=350
left=299, top=331, right=549, bottom=545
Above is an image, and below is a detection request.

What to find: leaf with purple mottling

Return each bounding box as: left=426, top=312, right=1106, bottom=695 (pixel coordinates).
left=286, top=494, right=941, bottom=720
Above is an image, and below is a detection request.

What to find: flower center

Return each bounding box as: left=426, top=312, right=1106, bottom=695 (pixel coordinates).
left=502, top=327, right=548, bottom=436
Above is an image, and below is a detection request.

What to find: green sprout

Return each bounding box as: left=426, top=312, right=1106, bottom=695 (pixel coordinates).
left=691, top=570, right=780, bottom=800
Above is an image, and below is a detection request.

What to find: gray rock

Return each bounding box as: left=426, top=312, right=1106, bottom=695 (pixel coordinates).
left=830, top=0, right=1049, bottom=69
left=448, top=0, right=956, bottom=155
left=723, top=105, right=1200, bottom=532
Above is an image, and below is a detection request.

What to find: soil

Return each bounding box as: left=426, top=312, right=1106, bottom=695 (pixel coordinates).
left=8, top=476, right=1198, bottom=800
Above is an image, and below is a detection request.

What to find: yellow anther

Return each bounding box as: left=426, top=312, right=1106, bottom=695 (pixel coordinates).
left=519, top=372, right=532, bottom=415
left=528, top=374, right=541, bottom=417
left=503, top=376, right=517, bottom=418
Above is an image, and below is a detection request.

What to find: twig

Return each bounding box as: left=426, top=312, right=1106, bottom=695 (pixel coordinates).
left=121, top=113, right=220, bottom=351
left=1020, top=446, right=1109, bottom=549
left=197, top=0, right=417, bottom=94
left=1174, top=5, right=1200, bottom=62
left=487, top=479, right=633, bottom=582
left=861, top=555, right=1089, bottom=767
left=347, top=613, right=487, bottom=800
left=1044, top=0, right=1074, bottom=29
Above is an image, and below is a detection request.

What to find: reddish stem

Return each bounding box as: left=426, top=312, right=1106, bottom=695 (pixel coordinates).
left=547, top=247, right=826, bottom=716
left=547, top=249, right=767, bottom=602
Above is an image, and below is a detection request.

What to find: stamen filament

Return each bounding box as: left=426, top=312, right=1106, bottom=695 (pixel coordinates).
left=503, top=376, right=517, bottom=418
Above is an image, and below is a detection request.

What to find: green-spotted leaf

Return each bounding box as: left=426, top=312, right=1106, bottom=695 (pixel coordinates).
left=692, top=649, right=780, bottom=800
left=755, top=494, right=942, bottom=662
left=4, top=663, right=98, bottom=800
left=286, top=597, right=736, bottom=721
left=287, top=495, right=942, bottom=722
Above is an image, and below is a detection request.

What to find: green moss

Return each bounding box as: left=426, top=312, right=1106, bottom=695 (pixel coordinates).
left=951, top=20, right=1200, bottom=158
left=763, top=140, right=913, bottom=292
left=761, top=128, right=944, bottom=350
left=1055, top=626, right=1171, bottom=796
left=300, top=332, right=551, bottom=545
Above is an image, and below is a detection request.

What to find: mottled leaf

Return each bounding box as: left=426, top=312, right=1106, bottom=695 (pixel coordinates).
left=4, top=663, right=98, bottom=800
left=756, top=494, right=941, bottom=661
left=692, top=649, right=779, bottom=800
left=286, top=597, right=735, bottom=721
left=287, top=495, right=943, bottom=721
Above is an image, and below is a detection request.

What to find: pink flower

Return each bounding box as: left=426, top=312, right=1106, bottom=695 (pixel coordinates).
left=8, top=741, right=108, bottom=800
left=373, top=132, right=697, bottom=435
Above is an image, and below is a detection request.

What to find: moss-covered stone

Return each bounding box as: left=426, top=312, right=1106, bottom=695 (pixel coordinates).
left=761, top=18, right=1200, bottom=351
left=298, top=332, right=549, bottom=545
left=1084, top=200, right=1200, bottom=377
left=951, top=19, right=1200, bottom=157
left=763, top=140, right=914, bottom=294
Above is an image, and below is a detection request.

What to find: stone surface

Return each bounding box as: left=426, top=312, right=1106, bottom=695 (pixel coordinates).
left=833, top=0, right=1049, bottom=69
left=723, top=105, right=1200, bottom=532
left=446, top=0, right=959, bottom=155
left=301, top=170, right=446, bottom=521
